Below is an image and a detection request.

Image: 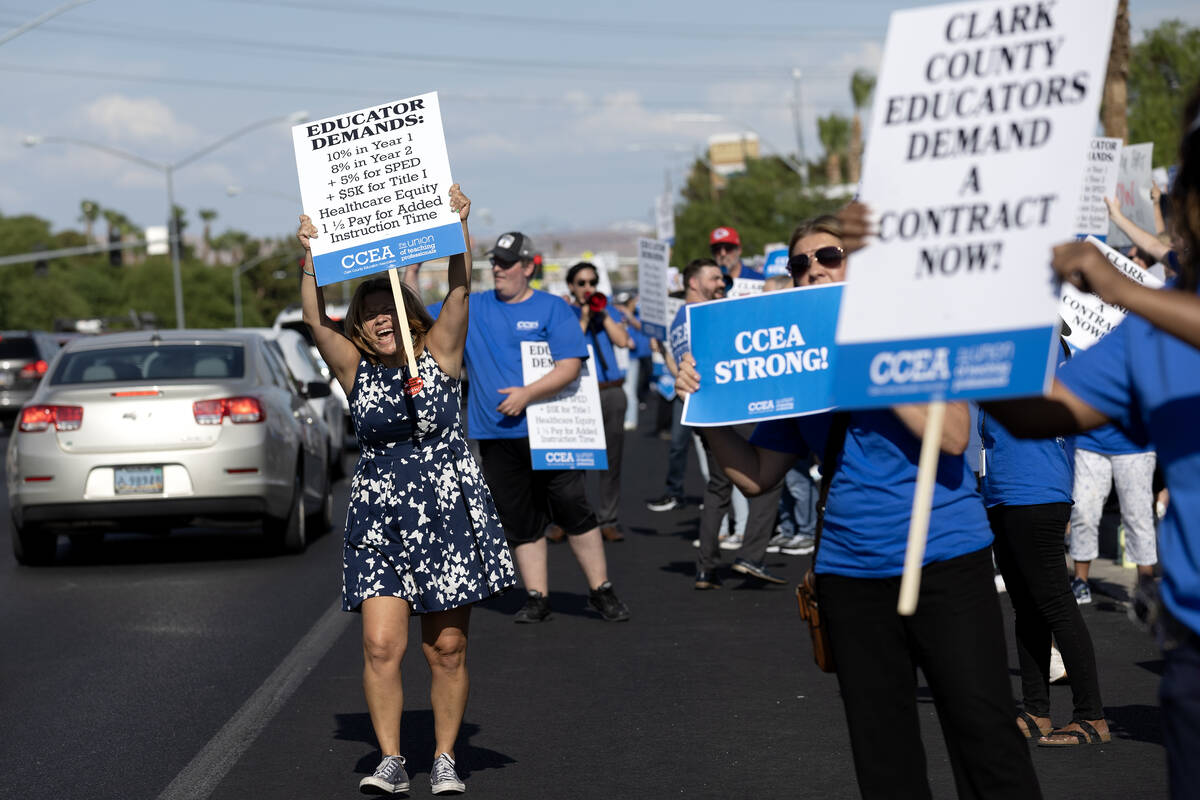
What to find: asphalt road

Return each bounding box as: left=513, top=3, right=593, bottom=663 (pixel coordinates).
left=0, top=415, right=1170, bottom=799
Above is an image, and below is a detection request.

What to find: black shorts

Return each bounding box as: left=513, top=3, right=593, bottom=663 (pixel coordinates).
left=477, top=437, right=598, bottom=545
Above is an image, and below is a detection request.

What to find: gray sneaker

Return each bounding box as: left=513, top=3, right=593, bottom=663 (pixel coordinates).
left=780, top=535, right=816, bottom=555
left=1071, top=577, right=1092, bottom=605
left=766, top=532, right=790, bottom=553
left=360, top=755, right=410, bottom=795
left=430, top=753, right=466, bottom=795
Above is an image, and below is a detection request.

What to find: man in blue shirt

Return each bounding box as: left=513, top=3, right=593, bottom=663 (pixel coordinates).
left=666, top=258, right=785, bottom=589
left=412, top=232, right=630, bottom=624
left=709, top=225, right=765, bottom=290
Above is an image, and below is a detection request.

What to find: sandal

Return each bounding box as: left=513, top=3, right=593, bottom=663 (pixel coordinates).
left=1037, top=719, right=1111, bottom=747
left=1016, top=711, right=1052, bottom=739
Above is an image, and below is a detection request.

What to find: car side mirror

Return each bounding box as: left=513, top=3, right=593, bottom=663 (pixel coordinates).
left=305, top=380, right=333, bottom=399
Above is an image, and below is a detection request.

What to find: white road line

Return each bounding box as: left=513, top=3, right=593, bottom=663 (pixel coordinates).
left=156, top=599, right=352, bottom=800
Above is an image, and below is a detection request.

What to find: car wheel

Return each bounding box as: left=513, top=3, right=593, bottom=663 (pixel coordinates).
left=306, top=470, right=334, bottom=535
left=11, top=516, right=56, bottom=566
left=329, top=443, right=346, bottom=481
left=266, top=471, right=306, bottom=554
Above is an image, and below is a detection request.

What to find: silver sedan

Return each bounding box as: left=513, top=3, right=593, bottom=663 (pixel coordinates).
left=6, top=330, right=332, bottom=564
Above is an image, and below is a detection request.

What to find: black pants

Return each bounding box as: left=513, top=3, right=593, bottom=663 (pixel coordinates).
left=818, top=547, right=1042, bottom=800
left=1162, top=614, right=1200, bottom=799
left=988, top=502, right=1104, bottom=720
left=696, top=435, right=780, bottom=572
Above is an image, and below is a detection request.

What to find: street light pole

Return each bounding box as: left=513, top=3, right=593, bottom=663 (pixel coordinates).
left=23, top=110, right=306, bottom=329
left=233, top=249, right=298, bottom=327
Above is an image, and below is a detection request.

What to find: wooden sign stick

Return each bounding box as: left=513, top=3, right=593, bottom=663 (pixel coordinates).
left=897, top=400, right=946, bottom=616
left=387, top=266, right=423, bottom=396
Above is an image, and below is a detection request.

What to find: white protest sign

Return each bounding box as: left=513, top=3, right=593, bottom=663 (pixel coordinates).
left=637, top=238, right=670, bottom=340
left=292, top=92, right=465, bottom=285
left=834, top=0, right=1117, bottom=409
left=1109, top=142, right=1155, bottom=249
left=727, top=277, right=765, bottom=298
left=521, top=342, right=608, bottom=470
left=1059, top=235, right=1165, bottom=350
left=656, top=192, right=675, bottom=243
left=590, top=251, right=618, bottom=297
left=1075, top=137, right=1121, bottom=238
left=144, top=225, right=169, bottom=256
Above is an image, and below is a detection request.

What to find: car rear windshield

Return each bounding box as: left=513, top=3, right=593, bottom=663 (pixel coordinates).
left=50, top=345, right=245, bottom=384
left=0, top=337, right=37, bottom=360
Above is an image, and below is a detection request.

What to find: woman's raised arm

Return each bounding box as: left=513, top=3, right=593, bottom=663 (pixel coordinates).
left=298, top=215, right=361, bottom=394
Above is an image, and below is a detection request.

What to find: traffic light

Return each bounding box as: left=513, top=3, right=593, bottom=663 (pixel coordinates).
left=33, top=243, right=48, bottom=277
left=109, top=230, right=122, bottom=266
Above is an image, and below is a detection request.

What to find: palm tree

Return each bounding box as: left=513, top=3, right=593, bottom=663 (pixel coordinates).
left=817, top=114, right=852, bottom=187
left=848, top=70, right=876, bottom=185
left=198, top=208, right=218, bottom=265
left=1101, top=0, right=1130, bottom=142
left=79, top=200, right=100, bottom=243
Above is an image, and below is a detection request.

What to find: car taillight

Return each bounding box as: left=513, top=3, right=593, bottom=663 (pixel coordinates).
left=19, top=405, right=83, bottom=432
left=18, top=360, right=48, bottom=379
left=193, top=397, right=265, bottom=425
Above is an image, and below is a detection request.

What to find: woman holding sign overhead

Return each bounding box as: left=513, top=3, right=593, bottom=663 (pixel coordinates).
left=675, top=208, right=1042, bottom=800
left=297, top=184, right=516, bottom=796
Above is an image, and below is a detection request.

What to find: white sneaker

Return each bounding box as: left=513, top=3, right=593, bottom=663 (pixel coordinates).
left=766, top=533, right=790, bottom=553
left=1049, top=645, right=1068, bottom=684
left=719, top=534, right=744, bottom=551
left=360, top=755, right=409, bottom=795
left=430, top=753, right=466, bottom=795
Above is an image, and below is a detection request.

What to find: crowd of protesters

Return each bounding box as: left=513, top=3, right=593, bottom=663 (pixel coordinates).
left=301, top=81, right=1200, bottom=800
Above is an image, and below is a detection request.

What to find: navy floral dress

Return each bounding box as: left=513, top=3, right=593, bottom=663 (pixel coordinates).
left=342, top=350, right=515, bottom=613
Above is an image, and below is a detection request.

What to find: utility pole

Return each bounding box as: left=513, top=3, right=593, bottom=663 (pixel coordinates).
left=791, top=68, right=809, bottom=187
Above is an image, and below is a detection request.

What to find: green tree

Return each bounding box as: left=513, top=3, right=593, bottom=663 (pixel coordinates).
left=198, top=208, right=218, bottom=264
left=817, top=114, right=852, bottom=187
left=1128, top=19, right=1200, bottom=166
left=848, top=71, right=876, bottom=185
left=79, top=200, right=101, bottom=243
left=1102, top=0, right=1131, bottom=141
left=672, top=156, right=847, bottom=266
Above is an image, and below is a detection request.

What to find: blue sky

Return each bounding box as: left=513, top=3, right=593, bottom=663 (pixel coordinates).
left=3, top=0, right=1198, bottom=244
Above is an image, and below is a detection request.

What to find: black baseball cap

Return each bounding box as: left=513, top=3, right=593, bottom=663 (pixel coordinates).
left=488, top=231, right=535, bottom=262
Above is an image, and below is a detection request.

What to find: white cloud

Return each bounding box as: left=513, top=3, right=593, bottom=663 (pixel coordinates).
left=82, top=94, right=200, bottom=148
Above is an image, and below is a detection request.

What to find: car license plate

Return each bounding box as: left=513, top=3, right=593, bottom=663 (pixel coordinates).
left=114, top=465, right=164, bottom=495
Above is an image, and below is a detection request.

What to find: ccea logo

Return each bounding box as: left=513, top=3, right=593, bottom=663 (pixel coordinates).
left=516, top=320, right=539, bottom=331
left=869, top=348, right=951, bottom=385
left=544, top=451, right=575, bottom=464
left=747, top=400, right=775, bottom=413
left=341, top=245, right=395, bottom=268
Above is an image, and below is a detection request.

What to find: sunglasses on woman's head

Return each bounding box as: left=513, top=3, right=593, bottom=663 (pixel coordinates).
left=788, top=246, right=845, bottom=275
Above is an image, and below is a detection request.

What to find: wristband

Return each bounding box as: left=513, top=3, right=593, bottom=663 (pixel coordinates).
left=302, top=267, right=316, bottom=277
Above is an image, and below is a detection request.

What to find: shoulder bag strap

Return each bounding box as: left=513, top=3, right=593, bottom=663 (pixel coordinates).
left=814, top=412, right=852, bottom=558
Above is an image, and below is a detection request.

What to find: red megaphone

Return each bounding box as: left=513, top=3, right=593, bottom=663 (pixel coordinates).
left=587, top=292, right=607, bottom=313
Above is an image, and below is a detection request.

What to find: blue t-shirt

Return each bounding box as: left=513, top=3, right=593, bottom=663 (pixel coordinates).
left=628, top=308, right=653, bottom=359
left=432, top=289, right=588, bottom=440
left=569, top=304, right=626, bottom=383
left=979, top=354, right=1075, bottom=507
left=750, top=410, right=992, bottom=578
left=668, top=303, right=690, bottom=364
left=1075, top=423, right=1153, bottom=455
left=731, top=263, right=765, bottom=281
left=1058, top=305, right=1200, bottom=637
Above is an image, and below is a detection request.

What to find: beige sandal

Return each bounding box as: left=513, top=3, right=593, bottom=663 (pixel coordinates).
left=1037, top=719, right=1111, bottom=746
left=1016, top=711, right=1052, bottom=739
